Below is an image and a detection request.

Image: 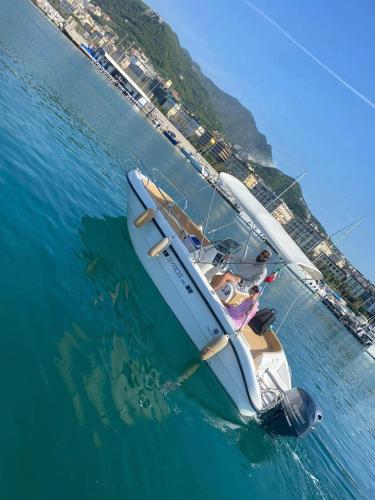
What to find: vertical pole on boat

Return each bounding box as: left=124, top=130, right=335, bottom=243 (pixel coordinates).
left=264, top=172, right=307, bottom=209
left=198, top=176, right=219, bottom=262
left=206, top=219, right=235, bottom=237
left=276, top=282, right=304, bottom=335
left=242, top=222, right=255, bottom=263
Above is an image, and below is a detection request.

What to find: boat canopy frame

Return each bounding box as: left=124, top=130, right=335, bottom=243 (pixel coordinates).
left=135, top=158, right=322, bottom=283
left=135, top=159, right=322, bottom=330
left=218, top=173, right=323, bottom=282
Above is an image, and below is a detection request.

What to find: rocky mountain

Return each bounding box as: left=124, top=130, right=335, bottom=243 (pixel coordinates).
left=92, top=0, right=272, bottom=164
left=197, top=72, right=273, bottom=166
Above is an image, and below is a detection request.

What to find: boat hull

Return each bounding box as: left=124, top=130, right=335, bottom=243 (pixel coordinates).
left=126, top=170, right=262, bottom=417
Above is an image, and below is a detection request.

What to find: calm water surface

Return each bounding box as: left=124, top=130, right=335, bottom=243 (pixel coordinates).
left=0, top=1, right=374, bottom=499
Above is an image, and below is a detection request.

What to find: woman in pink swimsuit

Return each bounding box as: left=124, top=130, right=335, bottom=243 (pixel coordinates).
left=225, top=286, right=260, bottom=329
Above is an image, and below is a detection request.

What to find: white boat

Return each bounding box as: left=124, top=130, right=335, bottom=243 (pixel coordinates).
left=126, top=163, right=323, bottom=437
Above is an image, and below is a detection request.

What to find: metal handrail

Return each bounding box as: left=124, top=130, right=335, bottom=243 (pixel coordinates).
left=136, top=157, right=208, bottom=239
left=151, top=168, right=188, bottom=212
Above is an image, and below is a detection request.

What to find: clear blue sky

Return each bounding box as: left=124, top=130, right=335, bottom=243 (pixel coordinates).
left=146, top=0, right=375, bottom=283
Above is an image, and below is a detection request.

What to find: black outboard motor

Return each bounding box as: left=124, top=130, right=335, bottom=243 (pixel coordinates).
left=261, top=388, right=323, bottom=438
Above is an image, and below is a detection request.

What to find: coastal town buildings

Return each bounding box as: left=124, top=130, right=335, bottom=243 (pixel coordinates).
left=314, top=253, right=347, bottom=282
left=34, top=0, right=375, bottom=318
left=341, top=266, right=372, bottom=301
left=162, top=97, right=181, bottom=117
left=242, top=173, right=276, bottom=206
left=284, top=215, right=326, bottom=254
left=64, top=17, right=89, bottom=45
left=364, top=294, right=375, bottom=315
left=343, top=274, right=368, bottom=300
left=32, top=0, right=65, bottom=28
left=210, top=141, right=231, bottom=162
left=197, top=130, right=216, bottom=149
left=170, top=109, right=204, bottom=138
left=310, top=240, right=332, bottom=259
left=225, top=153, right=253, bottom=182
left=90, top=47, right=151, bottom=104
left=195, top=131, right=231, bottom=162
left=243, top=173, right=258, bottom=189
left=271, top=202, right=294, bottom=225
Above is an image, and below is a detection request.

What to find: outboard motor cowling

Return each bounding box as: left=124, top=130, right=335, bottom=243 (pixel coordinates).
left=261, top=388, right=323, bottom=438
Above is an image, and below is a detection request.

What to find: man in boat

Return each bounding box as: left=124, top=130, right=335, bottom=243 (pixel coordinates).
left=210, top=249, right=271, bottom=297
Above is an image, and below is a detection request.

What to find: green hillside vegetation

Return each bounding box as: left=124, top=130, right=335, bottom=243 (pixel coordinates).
left=93, top=0, right=221, bottom=130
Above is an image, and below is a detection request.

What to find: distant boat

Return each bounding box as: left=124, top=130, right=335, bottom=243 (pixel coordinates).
left=180, top=147, right=190, bottom=158
left=180, top=148, right=208, bottom=178
left=163, top=129, right=179, bottom=146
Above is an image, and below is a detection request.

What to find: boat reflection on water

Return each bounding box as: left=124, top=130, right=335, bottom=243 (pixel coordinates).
left=66, top=216, right=251, bottom=430
left=55, top=216, right=172, bottom=444
left=56, top=326, right=169, bottom=430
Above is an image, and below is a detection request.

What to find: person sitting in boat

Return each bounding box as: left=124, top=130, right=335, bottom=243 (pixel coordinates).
left=225, top=286, right=260, bottom=329
left=210, top=249, right=271, bottom=296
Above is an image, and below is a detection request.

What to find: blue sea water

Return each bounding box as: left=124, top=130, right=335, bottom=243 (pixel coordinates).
left=0, top=1, right=374, bottom=499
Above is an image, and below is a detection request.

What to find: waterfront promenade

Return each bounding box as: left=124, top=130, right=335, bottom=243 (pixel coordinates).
left=29, top=0, right=218, bottom=181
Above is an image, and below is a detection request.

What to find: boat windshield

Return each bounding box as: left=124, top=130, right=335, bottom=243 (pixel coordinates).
left=214, top=239, right=242, bottom=255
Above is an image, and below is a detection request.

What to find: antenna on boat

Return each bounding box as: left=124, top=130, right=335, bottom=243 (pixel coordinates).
left=197, top=175, right=220, bottom=262
left=276, top=282, right=305, bottom=334
left=264, top=172, right=307, bottom=209
left=329, top=217, right=365, bottom=245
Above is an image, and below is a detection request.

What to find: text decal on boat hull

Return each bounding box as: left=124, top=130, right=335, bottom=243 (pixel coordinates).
left=163, top=250, right=194, bottom=294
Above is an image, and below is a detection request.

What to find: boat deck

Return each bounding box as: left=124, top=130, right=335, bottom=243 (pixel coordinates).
left=226, top=292, right=282, bottom=365
left=144, top=179, right=209, bottom=244
left=144, top=177, right=283, bottom=366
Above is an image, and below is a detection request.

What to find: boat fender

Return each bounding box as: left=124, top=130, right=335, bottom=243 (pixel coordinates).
left=200, top=334, right=229, bottom=361
left=148, top=237, right=172, bottom=257
left=134, top=208, right=155, bottom=228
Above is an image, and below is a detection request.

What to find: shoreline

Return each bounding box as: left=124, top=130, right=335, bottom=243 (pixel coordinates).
left=29, top=0, right=218, bottom=181
left=28, top=1, right=375, bottom=352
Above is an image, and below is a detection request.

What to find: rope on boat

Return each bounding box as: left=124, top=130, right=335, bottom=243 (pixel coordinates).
left=276, top=282, right=305, bottom=335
